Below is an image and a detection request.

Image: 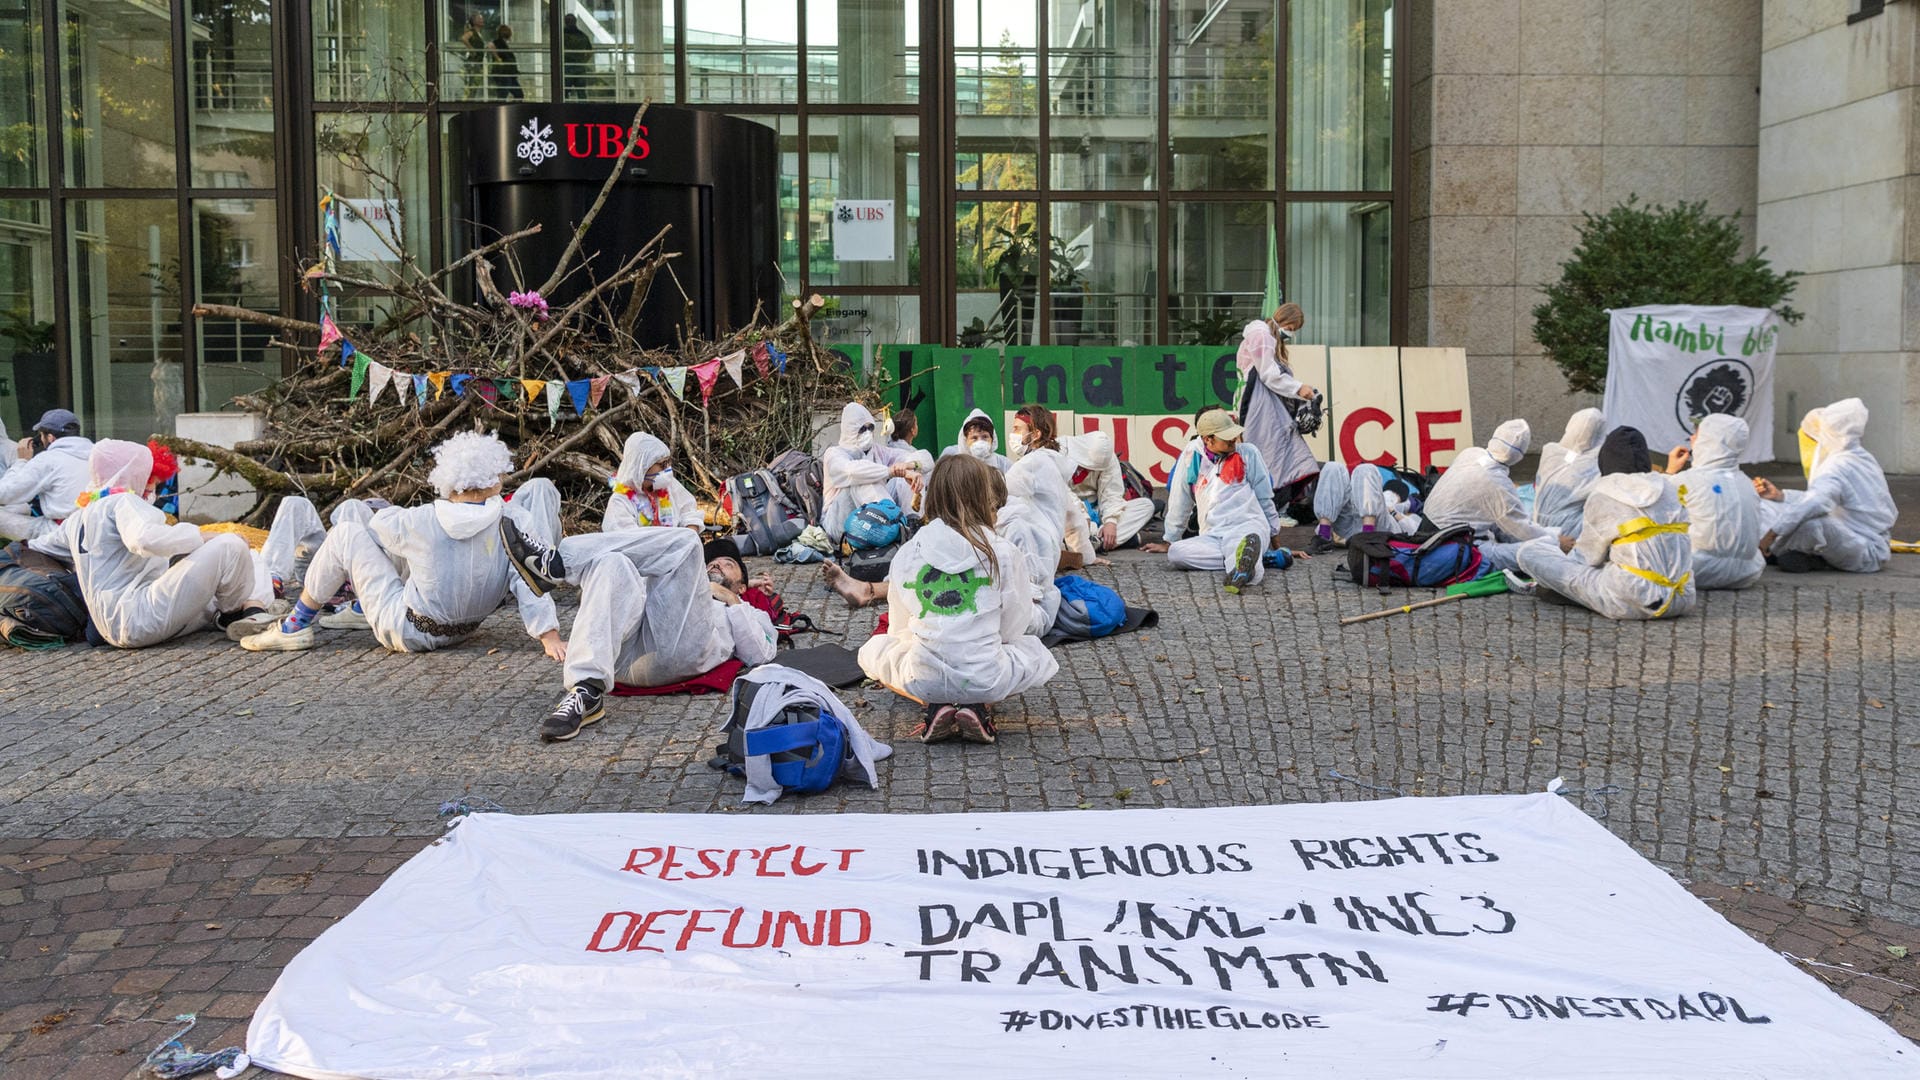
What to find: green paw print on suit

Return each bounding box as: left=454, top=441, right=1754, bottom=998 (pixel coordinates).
left=906, top=565, right=987, bottom=617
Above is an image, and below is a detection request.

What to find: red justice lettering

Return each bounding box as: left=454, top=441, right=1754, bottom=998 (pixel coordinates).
left=1415, top=409, right=1463, bottom=472
left=586, top=908, right=873, bottom=952
left=620, top=845, right=864, bottom=880
left=565, top=123, right=652, bottom=160
left=1339, top=407, right=1398, bottom=467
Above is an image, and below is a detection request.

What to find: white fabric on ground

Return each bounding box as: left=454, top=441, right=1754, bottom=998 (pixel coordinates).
left=731, top=664, right=890, bottom=804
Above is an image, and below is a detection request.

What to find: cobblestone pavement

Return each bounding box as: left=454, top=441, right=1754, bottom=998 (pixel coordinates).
left=1, top=509, right=1916, bottom=1073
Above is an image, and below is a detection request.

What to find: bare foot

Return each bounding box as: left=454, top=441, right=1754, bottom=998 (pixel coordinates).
left=822, top=562, right=882, bottom=609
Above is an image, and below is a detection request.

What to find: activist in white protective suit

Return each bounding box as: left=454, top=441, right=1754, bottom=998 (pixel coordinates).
left=1531, top=407, right=1607, bottom=538
left=821, top=402, right=919, bottom=543
left=1311, top=462, right=1421, bottom=545
left=1757, top=398, right=1896, bottom=574
left=1234, top=307, right=1322, bottom=515
left=941, top=407, right=1012, bottom=474
left=239, top=431, right=561, bottom=655
left=994, top=447, right=1093, bottom=636
left=1516, top=470, right=1696, bottom=620
left=883, top=408, right=937, bottom=473
left=1057, top=429, right=1154, bottom=551
left=1422, top=419, right=1563, bottom=571
left=1666, top=413, right=1764, bottom=590
left=603, top=431, right=702, bottom=531
left=497, top=524, right=779, bottom=743
left=0, top=409, right=94, bottom=542
left=59, top=440, right=274, bottom=648
left=1155, top=409, right=1282, bottom=593
left=860, top=454, right=1058, bottom=744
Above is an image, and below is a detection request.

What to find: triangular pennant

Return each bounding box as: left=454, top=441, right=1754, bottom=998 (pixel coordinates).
left=412, top=374, right=429, bottom=408
left=566, top=378, right=592, bottom=416
left=449, top=373, right=473, bottom=398
left=349, top=352, right=371, bottom=398
left=493, top=378, right=516, bottom=402
left=692, top=358, right=723, bottom=406
left=367, top=360, right=392, bottom=405
left=751, top=341, right=771, bottom=379
left=339, top=338, right=355, bottom=369
left=521, top=379, right=546, bottom=404
left=663, top=367, right=688, bottom=400
left=395, top=371, right=414, bottom=406
left=613, top=371, right=642, bottom=398
left=589, top=375, right=611, bottom=409
left=427, top=371, right=450, bottom=400
left=318, top=313, right=343, bottom=352
left=771, top=344, right=788, bottom=374
left=477, top=379, right=499, bottom=406
left=721, top=349, right=746, bottom=389
left=545, top=381, right=563, bottom=428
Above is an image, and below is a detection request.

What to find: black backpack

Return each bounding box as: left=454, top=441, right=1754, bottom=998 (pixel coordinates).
left=768, top=449, right=824, bottom=526
left=725, top=470, right=805, bottom=556
left=0, top=540, right=89, bottom=648
left=1342, top=523, right=1483, bottom=590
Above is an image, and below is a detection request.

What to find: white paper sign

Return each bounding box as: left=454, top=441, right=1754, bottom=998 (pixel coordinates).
left=337, top=198, right=403, bottom=263
left=1604, top=304, right=1779, bottom=464
left=833, top=199, right=895, bottom=262
left=245, top=797, right=1917, bottom=1079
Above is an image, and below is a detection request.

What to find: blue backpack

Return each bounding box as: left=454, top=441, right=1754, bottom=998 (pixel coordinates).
left=841, top=500, right=904, bottom=550
left=1053, top=574, right=1125, bottom=638
left=1345, top=523, right=1483, bottom=589
left=720, top=677, right=852, bottom=795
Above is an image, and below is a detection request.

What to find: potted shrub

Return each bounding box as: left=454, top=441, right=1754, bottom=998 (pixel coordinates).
left=1, top=310, right=58, bottom=428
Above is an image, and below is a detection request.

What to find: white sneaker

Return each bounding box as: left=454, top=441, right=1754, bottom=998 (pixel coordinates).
left=222, top=610, right=280, bottom=642
left=240, top=622, right=317, bottom=652
left=318, top=606, right=371, bottom=630
left=1275, top=514, right=1299, bottom=528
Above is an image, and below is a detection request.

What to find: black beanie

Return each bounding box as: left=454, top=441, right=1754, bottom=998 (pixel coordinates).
left=1598, top=426, right=1651, bottom=476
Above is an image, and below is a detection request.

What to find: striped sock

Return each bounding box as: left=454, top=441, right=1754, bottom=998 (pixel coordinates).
left=281, top=599, right=320, bottom=633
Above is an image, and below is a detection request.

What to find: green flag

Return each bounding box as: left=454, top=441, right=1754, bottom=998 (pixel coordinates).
left=1261, top=221, right=1282, bottom=317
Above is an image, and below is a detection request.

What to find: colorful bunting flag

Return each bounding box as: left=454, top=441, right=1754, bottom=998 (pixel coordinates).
left=367, top=360, right=392, bottom=404
left=566, top=379, right=592, bottom=416
left=492, top=379, right=516, bottom=402
left=450, top=373, right=473, bottom=399
left=477, top=379, right=498, bottom=406
left=521, top=379, right=546, bottom=403
left=395, top=372, right=414, bottom=406
left=692, top=358, right=723, bottom=406
left=318, top=314, right=343, bottom=352
left=412, top=374, right=429, bottom=408
left=770, top=344, right=788, bottom=374
left=427, top=371, right=450, bottom=400
left=545, top=381, right=563, bottom=427
left=663, top=367, right=688, bottom=400
left=612, top=371, right=641, bottom=398
left=721, top=350, right=746, bottom=390
left=751, top=341, right=771, bottom=379
left=339, top=339, right=355, bottom=369
left=589, top=375, right=611, bottom=410
left=349, top=352, right=371, bottom=398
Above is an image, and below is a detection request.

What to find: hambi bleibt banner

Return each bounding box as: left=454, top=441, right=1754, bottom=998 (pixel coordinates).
left=244, top=796, right=1917, bottom=1078
left=1603, top=304, right=1779, bottom=464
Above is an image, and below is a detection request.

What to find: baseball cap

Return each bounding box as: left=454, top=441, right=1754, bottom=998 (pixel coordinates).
left=1196, top=410, right=1244, bottom=442
left=32, top=409, right=79, bottom=436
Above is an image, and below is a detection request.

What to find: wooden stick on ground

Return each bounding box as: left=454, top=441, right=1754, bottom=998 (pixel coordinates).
left=1339, top=592, right=1470, bottom=625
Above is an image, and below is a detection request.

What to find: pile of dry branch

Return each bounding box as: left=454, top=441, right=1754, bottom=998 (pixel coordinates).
left=166, top=105, right=863, bottom=531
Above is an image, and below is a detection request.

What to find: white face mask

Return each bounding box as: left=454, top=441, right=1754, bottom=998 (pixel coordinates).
left=1278, top=326, right=1295, bottom=341
left=968, top=439, right=994, bottom=459
left=1008, top=440, right=1028, bottom=460
left=648, top=468, right=673, bottom=491
left=855, top=431, right=874, bottom=451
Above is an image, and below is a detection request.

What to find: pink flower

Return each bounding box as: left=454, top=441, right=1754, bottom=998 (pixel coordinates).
left=508, top=290, right=550, bottom=319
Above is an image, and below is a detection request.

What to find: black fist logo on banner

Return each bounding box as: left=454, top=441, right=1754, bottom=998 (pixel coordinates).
left=1675, top=359, right=1753, bottom=432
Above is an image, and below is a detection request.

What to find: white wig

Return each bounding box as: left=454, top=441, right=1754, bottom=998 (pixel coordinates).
left=427, top=431, right=514, bottom=498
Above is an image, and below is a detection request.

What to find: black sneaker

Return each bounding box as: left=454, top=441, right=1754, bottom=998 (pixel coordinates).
left=540, top=683, right=605, bottom=742
left=1224, top=533, right=1261, bottom=594
left=500, top=516, right=565, bottom=596
left=1306, top=532, right=1339, bottom=556
left=1771, top=550, right=1830, bottom=574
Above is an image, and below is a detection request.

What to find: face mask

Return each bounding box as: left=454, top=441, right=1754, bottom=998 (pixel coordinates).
left=855, top=431, right=874, bottom=451
left=1278, top=326, right=1295, bottom=342
left=1798, top=428, right=1818, bottom=477
left=649, top=467, right=673, bottom=491
left=1008, top=440, right=1028, bottom=460
left=968, top=439, right=994, bottom=459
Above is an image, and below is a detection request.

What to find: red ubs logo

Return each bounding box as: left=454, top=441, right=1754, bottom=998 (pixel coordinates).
left=563, top=123, right=652, bottom=161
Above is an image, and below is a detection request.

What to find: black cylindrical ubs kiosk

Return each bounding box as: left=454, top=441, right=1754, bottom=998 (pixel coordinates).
left=448, top=105, right=778, bottom=348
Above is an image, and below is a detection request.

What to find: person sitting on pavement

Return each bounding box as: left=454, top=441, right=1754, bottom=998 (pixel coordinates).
left=605, top=431, right=703, bottom=532
left=996, top=445, right=1100, bottom=636
left=1141, top=409, right=1282, bottom=594
left=1057, top=429, right=1155, bottom=552
left=941, top=408, right=1011, bottom=474
left=1515, top=426, right=1695, bottom=621
left=498, top=522, right=779, bottom=743
left=1664, top=413, right=1764, bottom=590
left=1531, top=407, right=1607, bottom=539
left=1421, top=419, right=1568, bottom=571
left=822, top=401, right=920, bottom=545
left=0, top=409, right=94, bottom=543
left=884, top=407, right=937, bottom=474
left=1007, top=403, right=1060, bottom=462
left=239, top=431, right=563, bottom=656
left=1755, top=398, right=1895, bottom=574
left=858, top=454, right=1058, bottom=746
left=53, top=439, right=275, bottom=648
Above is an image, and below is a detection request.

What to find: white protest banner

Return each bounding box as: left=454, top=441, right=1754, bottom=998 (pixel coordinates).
left=1604, top=304, right=1778, bottom=464
left=832, top=199, right=895, bottom=262
left=247, top=796, right=1916, bottom=1079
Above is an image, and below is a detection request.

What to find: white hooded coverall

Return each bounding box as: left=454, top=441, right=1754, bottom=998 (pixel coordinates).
left=296, top=479, right=562, bottom=652
left=1761, top=398, right=1896, bottom=573
left=604, top=432, right=703, bottom=531
left=1163, top=443, right=1283, bottom=583
left=1058, top=430, right=1155, bottom=548
left=0, top=435, right=94, bottom=542
left=1422, top=420, right=1558, bottom=571
left=1531, top=408, right=1606, bottom=538
left=822, top=402, right=915, bottom=543
left=1313, top=461, right=1420, bottom=539
left=1516, top=472, right=1697, bottom=621
left=1674, top=414, right=1764, bottom=590
left=995, top=449, right=1089, bottom=636
left=858, top=519, right=1059, bottom=705
left=941, top=407, right=1012, bottom=473
left=60, top=441, right=268, bottom=648
left=558, top=526, right=777, bottom=690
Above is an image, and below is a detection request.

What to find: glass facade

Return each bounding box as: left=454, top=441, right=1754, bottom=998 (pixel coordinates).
left=0, top=0, right=1399, bottom=436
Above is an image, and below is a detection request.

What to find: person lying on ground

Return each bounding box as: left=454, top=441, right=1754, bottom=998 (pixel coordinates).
left=50, top=439, right=274, bottom=648
left=238, top=431, right=562, bottom=655
left=1755, top=398, right=1895, bottom=574
left=1141, top=409, right=1281, bottom=594
left=1308, top=461, right=1423, bottom=553
left=1664, top=413, right=1764, bottom=590
left=0, top=410, right=93, bottom=543
left=605, top=431, right=703, bottom=532
left=1531, top=407, right=1607, bottom=538
left=1421, top=419, right=1569, bottom=571
left=858, top=454, right=1058, bottom=745
left=822, top=401, right=921, bottom=543
left=1515, top=427, right=1695, bottom=620
left=499, top=525, right=778, bottom=743
left=941, top=408, right=1011, bottom=474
